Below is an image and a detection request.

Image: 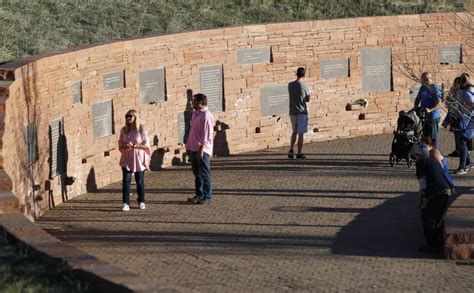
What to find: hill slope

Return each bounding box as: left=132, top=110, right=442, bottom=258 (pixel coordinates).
left=0, top=0, right=466, bottom=63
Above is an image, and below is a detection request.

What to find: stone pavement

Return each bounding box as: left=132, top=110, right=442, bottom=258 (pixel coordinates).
left=37, top=131, right=474, bottom=292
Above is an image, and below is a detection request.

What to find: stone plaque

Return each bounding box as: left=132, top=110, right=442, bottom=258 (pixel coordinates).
left=237, top=47, right=271, bottom=65
left=361, top=48, right=392, bottom=92
left=72, top=81, right=82, bottom=104
left=260, top=85, right=289, bottom=117
left=139, top=68, right=165, bottom=105
left=25, top=123, right=37, bottom=165
left=320, top=58, right=349, bottom=79
left=103, top=71, right=124, bottom=92
left=199, top=65, right=224, bottom=113
left=409, top=84, right=421, bottom=103
left=92, top=100, right=113, bottom=139
left=177, top=113, right=185, bottom=144
left=439, top=45, right=461, bottom=64
left=50, top=118, right=66, bottom=177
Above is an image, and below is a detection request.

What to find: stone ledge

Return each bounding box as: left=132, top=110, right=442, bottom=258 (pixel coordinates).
left=0, top=190, right=19, bottom=213
left=444, top=189, right=474, bottom=260
left=444, top=244, right=474, bottom=260
left=0, top=213, right=177, bottom=293
left=0, top=170, right=13, bottom=190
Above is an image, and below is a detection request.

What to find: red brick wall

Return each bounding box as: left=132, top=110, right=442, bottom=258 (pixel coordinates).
left=0, top=13, right=472, bottom=218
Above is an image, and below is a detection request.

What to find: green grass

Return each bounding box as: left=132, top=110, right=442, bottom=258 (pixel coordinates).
left=0, top=233, right=90, bottom=293
left=0, top=0, right=467, bottom=63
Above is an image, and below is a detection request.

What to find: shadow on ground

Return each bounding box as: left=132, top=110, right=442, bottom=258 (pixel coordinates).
left=332, top=186, right=472, bottom=259
left=45, top=228, right=333, bottom=256
left=331, top=191, right=426, bottom=258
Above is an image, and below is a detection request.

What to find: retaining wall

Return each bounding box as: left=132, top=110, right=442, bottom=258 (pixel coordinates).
left=0, top=13, right=472, bottom=219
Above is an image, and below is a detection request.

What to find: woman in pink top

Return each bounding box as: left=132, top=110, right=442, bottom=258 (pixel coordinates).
left=118, top=109, right=150, bottom=211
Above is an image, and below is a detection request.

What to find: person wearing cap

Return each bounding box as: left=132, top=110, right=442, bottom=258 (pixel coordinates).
left=288, top=67, right=311, bottom=160
left=415, top=142, right=454, bottom=251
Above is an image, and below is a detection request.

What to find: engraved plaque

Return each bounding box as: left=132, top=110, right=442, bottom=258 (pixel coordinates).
left=199, top=65, right=224, bottom=113
left=92, top=100, right=113, bottom=139
left=260, top=85, right=289, bottom=117
left=50, top=118, right=66, bottom=177
left=25, top=123, right=37, bottom=165
left=361, top=48, right=392, bottom=92
left=237, top=47, right=271, bottom=65
left=320, top=58, right=349, bottom=79
left=139, top=68, right=165, bottom=104
left=103, top=71, right=124, bottom=92
left=72, top=81, right=82, bottom=104
left=439, top=45, right=461, bottom=64
left=177, top=112, right=185, bottom=144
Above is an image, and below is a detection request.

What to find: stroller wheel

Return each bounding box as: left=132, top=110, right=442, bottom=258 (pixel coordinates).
left=389, top=153, right=395, bottom=167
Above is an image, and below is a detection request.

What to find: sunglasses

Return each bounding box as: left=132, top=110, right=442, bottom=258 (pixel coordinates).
left=125, top=114, right=134, bottom=118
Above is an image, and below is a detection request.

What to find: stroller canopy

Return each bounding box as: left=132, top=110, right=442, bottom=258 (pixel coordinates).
left=397, top=110, right=422, bottom=134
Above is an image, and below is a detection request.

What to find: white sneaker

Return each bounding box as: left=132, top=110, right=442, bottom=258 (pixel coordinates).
left=139, top=202, right=146, bottom=210
left=122, top=203, right=130, bottom=211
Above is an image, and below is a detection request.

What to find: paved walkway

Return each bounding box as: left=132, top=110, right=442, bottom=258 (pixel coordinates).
left=37, top=131, right=473, bottom=292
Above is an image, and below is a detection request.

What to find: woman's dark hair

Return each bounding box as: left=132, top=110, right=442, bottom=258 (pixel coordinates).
left=296, top=67, right=305, bottom=78
left=459, top=73, right=473, bottom=90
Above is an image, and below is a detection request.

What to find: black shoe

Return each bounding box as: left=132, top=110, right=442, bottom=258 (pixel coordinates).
left=296, top=154, right=306, bottom=160
left=288, top=150, right=294, bottom=159
left=453, top=168, right=469, bottom=175
left=187, top=196, right=199, bottom=204
left=197, top=199, right=212, bottom=205
left=448, top=150, right=459, bottom=157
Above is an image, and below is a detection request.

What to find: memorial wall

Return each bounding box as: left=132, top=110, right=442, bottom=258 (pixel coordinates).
left=0, top=12, right=471, bottom=218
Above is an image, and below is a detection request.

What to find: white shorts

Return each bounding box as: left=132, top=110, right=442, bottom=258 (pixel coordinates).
left=290, top=114, right=308, bottom=134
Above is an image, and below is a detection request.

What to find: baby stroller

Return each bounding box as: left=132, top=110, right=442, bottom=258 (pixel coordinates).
left=389, top=109, right=424, bottom=167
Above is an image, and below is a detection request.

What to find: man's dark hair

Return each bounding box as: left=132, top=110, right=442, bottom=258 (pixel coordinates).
left=296, top=67, right=305, bottom=78
left=193, top=93, right=208, bottom=106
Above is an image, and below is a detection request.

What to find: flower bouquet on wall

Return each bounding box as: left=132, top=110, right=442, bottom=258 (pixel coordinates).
left=346, top=98, right=369, bottom=111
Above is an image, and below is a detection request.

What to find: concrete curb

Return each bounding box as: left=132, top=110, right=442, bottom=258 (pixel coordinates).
left=444, top=187, right=474, bottom=260
left=0, top=213, right=178, bottom=292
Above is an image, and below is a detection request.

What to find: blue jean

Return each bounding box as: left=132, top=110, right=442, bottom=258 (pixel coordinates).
left=421, top=193, right=449, bottom=248
left=459, top=135, right=472, bottom=170
left=122, top=168, right=145, bottom=204
left=423, top=117, right=440, bottom=147
left=189, top=151, right=212, bottom=201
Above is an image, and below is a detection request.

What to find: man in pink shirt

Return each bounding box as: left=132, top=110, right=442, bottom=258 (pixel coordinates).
left=186, top=93, right=215, bottom=204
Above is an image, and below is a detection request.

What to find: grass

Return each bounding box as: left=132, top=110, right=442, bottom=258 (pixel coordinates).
left=0, top=0, right=467, bottom=63
left=0, top=232, right=90, bottom=293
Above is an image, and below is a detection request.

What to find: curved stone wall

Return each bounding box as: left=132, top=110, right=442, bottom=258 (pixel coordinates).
left=0, top=12, right=472, bottom=218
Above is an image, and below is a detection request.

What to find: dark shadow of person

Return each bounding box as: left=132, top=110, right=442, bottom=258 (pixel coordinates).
left=174, top=88, right=194, bottom=165
left=152, top=89, right=194, bottom=169
left=213, top=120, right=230, bottom=157
left=150, top=136, right=165, bottom=171
left=86, top=167, right=97, bottom=192
left=332, top=191, right=433, bottom=259
left=184, top=89, right=194, bottom=144
left=48, top=120, right=72, bottom=204
left=58, top=124, right=70, bottom=202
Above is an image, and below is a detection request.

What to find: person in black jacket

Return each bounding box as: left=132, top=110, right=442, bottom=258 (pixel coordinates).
left=414, top=144, right=454, bottom=251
